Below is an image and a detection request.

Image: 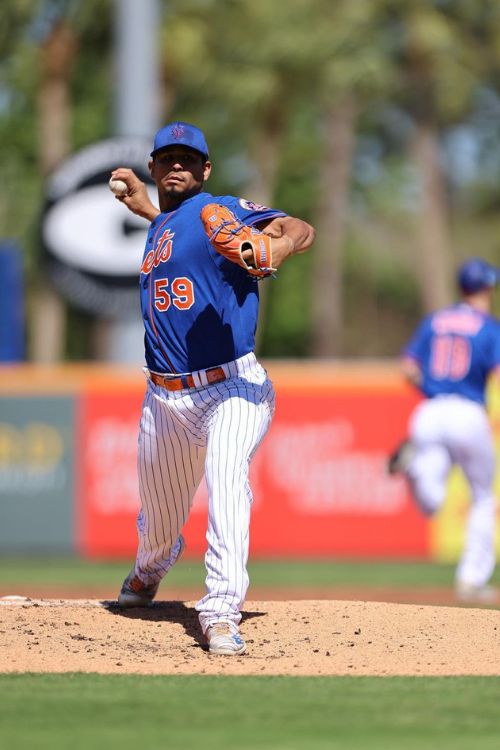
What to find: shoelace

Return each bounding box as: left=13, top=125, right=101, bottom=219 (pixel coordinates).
left=210, top=623, right=234, bottom=635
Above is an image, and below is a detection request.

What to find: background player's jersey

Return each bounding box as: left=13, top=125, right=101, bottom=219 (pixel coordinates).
left=404, top=303, right=500, bottom=404
left=140, top=192, right=286, bottom=374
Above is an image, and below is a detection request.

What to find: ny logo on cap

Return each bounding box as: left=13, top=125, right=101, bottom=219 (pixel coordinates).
left=171, top=124, right=185, bottom=140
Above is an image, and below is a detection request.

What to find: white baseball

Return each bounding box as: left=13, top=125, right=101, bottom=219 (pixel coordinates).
left=108, top=178, right=129, bottom=196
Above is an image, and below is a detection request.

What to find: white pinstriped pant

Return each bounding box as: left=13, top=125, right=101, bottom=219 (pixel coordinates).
left=134, top=352, right=275, bottom=632
left=406, top=395, right=497, bottom=588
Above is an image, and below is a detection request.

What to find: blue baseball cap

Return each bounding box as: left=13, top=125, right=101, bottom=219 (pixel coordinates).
left=150, top=121, right=209, bottom=159
left=457, top=258, right=500, bottom=294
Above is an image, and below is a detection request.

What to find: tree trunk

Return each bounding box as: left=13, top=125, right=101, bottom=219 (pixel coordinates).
left=244, top=105, right=286, bottom=353
left=245, top=110, right=283, bottom=207
left=38, top=21, right=76, bottom=175
left=31, top=21, right=76, bottom=363
left=410, top=120, right=454, bottom=312
left=311, top=96, right=356, bottom=356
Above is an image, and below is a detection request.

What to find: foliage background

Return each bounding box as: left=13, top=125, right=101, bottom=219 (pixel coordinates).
left=1, top=0, right=500, bottom=360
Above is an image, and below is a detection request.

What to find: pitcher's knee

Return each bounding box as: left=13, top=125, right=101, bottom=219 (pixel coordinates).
left=411, top=480, right=444, bottom=516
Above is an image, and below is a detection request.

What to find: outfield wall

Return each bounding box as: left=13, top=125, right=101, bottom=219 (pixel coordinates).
left=0, top=361, right=498, bottom=561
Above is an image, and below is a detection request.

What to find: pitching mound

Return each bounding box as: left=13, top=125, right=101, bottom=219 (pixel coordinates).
left=1, top=598, right=499, bottom=676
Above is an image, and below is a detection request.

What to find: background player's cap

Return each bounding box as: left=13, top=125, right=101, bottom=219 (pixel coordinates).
left=457, top=258, right=500, bottom=294
left=150, top=122, right=209, bottom=159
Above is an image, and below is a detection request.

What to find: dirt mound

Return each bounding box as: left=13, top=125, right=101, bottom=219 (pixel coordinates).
left=1, top=598, right=499, bottom=676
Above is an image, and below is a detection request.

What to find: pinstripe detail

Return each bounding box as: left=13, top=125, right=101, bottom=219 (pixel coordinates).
left=136, top=383, right=204, bottom=583
left=197, top=364, right=274, bottom=630
left=134, top=354, right=274, bottom=624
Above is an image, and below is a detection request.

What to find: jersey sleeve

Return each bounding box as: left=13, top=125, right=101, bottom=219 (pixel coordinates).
left=219, top=196, right=287, bottom=226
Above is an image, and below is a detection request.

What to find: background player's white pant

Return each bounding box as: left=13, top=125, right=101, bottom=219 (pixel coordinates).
left=134, top=352, right=274, bottom=633
left=406, top=395, right=497, bottom=588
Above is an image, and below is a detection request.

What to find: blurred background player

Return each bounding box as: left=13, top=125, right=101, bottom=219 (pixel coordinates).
left=388, top=257, right=500, bottom=604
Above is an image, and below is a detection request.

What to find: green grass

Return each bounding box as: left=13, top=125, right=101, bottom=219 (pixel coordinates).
left=2, top=556, right=496, bottom=591
left=1, top=674, right=499, bottom=750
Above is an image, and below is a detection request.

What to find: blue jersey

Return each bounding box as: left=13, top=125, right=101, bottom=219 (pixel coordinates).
left=404, top=302, right=500, bottom=404
left=140, top=192, right=286, bottom=374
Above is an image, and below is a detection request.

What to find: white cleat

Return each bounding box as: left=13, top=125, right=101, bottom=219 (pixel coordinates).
left=117, top=573, right=159, bottom=608
left=455, top=582, right=499, bottom=605
left=117, top=535, right=185, bottom=607
left=206, top=622, right=246, bottom=655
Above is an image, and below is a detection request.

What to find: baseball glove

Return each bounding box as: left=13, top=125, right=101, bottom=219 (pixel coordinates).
left=200, top=203, right=276, bottom=278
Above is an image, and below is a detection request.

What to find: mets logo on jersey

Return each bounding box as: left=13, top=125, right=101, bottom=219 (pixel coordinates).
left=239, top=198, right=272, bottom=212
left=141, top=229, right=174, bottom=274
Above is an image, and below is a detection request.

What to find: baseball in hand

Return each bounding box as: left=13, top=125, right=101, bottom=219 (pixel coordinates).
left=108, top=178, right=129, bottom=196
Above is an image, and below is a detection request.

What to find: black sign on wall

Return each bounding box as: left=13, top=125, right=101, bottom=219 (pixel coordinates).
left=40, top=138, right=156, bottom=317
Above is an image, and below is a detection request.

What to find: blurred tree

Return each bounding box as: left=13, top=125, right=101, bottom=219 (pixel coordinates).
left=2, top=0, right=500, bottom=360
left=0, top=0, right=42, bottom=251
left=0, top=0, right=112, bottom=360
left=33, top=17, right=77, bottom=361
left=382, top=0, right=500, bottom=312
left=308, top=0, right=396, bottom=356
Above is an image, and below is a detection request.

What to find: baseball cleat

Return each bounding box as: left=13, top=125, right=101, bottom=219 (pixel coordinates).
left=118, top=573, right=159, bottom=608
left=117, top=535, right=185, bottom=607
left=387, top=440, right=414, bottom=475
left=206, top=622, right=246, bottom=655
left=455, top=582, right=499, bottom=605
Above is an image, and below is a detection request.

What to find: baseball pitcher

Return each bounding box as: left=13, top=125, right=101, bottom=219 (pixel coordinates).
left=110, top=122, right=315, bottom=654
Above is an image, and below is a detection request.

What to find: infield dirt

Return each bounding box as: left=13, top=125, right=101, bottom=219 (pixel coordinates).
left=1, top=598, right=499, bottom=676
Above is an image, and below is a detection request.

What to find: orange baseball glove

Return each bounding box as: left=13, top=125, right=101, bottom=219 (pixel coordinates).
left=200, top=203, right=276, bottom=278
